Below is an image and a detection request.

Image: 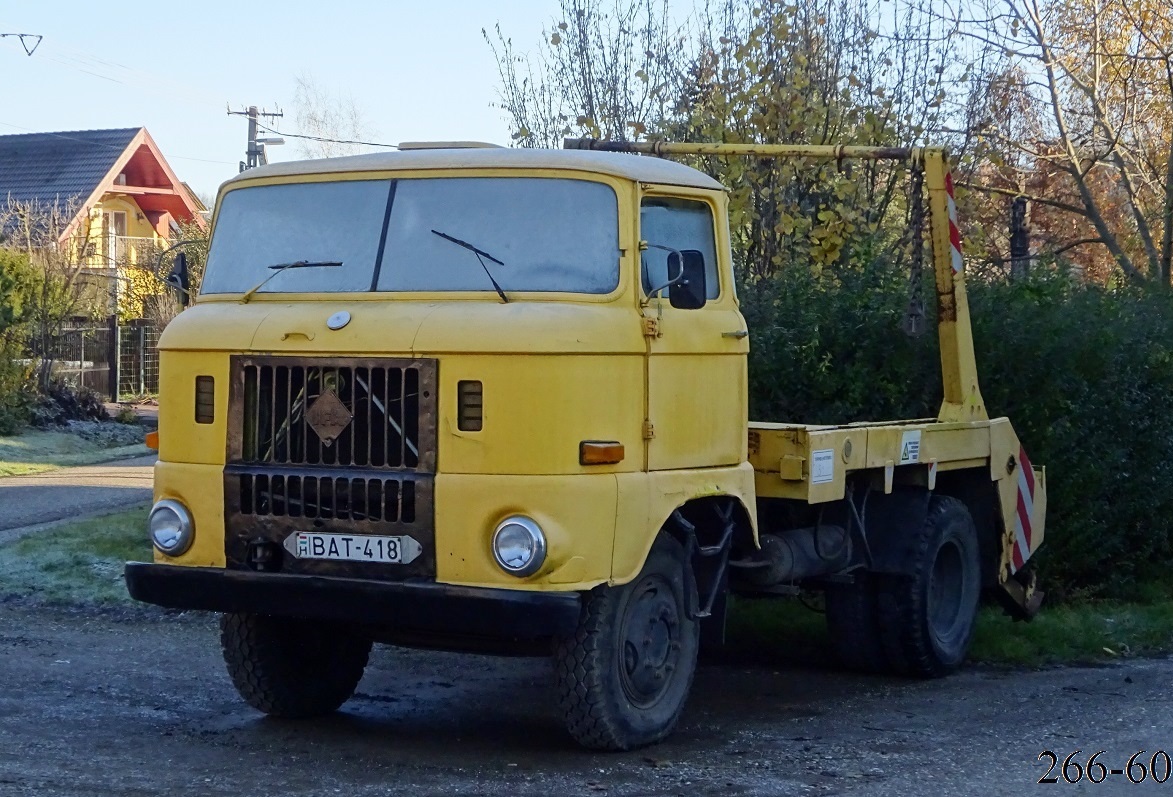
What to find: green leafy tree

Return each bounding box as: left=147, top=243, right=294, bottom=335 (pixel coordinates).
left=0, top=248, right=38, bottom=433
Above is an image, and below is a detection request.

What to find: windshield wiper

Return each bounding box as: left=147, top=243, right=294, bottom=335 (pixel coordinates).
left=240, top=260, right=343, bottom=303
left=430, top=229, right=509, bottom=303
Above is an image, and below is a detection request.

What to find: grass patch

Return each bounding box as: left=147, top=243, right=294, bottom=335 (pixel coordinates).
left=0, top=503, right=150, bottom=605
left=726, top=593, right=1173, bottom=668
left=970, top=600, right=1173, bottom=665
left=0, top=428, right=149, bottom=476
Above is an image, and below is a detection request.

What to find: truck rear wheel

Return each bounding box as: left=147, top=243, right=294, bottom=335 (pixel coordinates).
left=554, top=535, right=699, bottom=750
left=876, top=495, right=981, bottom=677
left=825, top=573, right=889, bottom=673
left=219, top=613, right=371, bottom=718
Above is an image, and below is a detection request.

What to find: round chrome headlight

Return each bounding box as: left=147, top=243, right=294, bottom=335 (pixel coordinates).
left=149, top=499, right=195, bottom=556
left=491, top=516, right=546, bottom=577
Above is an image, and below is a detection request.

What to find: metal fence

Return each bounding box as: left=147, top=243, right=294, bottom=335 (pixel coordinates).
left=116, top=320, right=161, bottom=398
left=45, top=322, right=114, bottom=395
left=48, top=318, right=161, bottom=400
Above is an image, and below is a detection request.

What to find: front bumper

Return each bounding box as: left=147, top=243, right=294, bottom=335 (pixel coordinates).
left=124, top=562, right=582, bottom=640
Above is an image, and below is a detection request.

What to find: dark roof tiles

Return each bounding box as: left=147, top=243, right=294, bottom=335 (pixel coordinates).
left=0, top=128, right=141, bottom=209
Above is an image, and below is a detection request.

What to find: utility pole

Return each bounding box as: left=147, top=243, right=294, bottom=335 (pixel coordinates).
left=228, top=105, right=283, bottom=172
left=1009, top=196, right=1031, bottom=281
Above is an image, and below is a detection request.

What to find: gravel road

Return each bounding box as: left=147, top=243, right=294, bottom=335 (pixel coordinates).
left=1, top=602, right=1170, bottom=796
left=0, top=455, right=155, bottom=539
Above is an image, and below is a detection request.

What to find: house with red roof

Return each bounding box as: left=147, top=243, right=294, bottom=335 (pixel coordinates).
left=0, top=127, right=207, bottom=312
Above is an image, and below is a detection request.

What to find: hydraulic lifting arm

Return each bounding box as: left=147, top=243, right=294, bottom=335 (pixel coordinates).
left=563, top=139, right=987, bottom=423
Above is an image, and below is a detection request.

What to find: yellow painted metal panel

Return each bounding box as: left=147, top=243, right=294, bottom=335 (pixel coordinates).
left=647, top=354, right=746, bottom=470
left=641, top=186, right=749, bottom=472
left=987, top=417, right=1018, bottom=482
left=863, top=424, right=989, bottom=469
left=748, top=425, right=866, bottom=502
left=611, top=464, right=757, bottom=585
left=438, top=354, right=645, bottom=475
left=152, top=461, right=225, bottom=567
left=157, top=351, right=230, bottom=465
left=433, top=473, right=617, bottom=590
left=163, top=301, right=647, bottom=356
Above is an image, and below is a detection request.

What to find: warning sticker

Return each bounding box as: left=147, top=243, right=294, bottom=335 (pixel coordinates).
left=899, top=430, right=922, bottom=464
left=811, top=448, right=835, bottom=484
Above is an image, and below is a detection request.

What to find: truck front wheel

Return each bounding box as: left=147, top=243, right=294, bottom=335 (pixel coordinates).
left=219, top=613, right=371, bottom=718
left=554, top=535, right=699, bottom=750
left=876, top=495, right=982, bottom=677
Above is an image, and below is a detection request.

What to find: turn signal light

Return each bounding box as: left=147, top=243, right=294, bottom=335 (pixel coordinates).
left=144, top=431, right=159, bottom=450
left=580, top=440, right=625, bottom=465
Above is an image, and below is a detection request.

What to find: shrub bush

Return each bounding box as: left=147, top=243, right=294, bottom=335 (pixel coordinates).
left=740, top=263, right=1173, bottom=601
left=0, top=248, right=37, bottom=434
left=28, top=381, right=110, bottom=428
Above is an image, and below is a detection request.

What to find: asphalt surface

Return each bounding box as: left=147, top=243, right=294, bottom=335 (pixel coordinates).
left=1, top=602, right=1171, bottom=796
left=0, top=454, right=155, bottom=539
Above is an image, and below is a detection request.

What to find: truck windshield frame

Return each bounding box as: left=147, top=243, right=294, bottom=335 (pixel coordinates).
left=200, top=176, right=622, bottom=297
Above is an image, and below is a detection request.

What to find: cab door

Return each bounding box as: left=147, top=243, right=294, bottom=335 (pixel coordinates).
left=640, top=187, right=748, bottom=471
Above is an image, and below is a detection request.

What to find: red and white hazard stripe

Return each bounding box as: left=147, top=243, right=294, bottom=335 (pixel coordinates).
left=944, top=171, right=964, bottom=275
left=1011, top=446, right=1037, bottom=573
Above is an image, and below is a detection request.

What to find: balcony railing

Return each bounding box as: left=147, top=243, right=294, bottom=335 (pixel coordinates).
left=104, top=236, right=159, bottom=268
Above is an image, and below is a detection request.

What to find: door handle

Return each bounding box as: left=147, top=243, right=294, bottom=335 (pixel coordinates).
left=722, top=330, right=749, bottom=339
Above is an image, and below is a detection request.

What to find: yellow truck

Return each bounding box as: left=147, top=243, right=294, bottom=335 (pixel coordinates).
left=126, top=139, right=1046, bottom=751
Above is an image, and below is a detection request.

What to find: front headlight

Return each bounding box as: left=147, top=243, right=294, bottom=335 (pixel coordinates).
left=149, top=499, right=195, bottom=556
left=491, top=515, right=546, bottom=577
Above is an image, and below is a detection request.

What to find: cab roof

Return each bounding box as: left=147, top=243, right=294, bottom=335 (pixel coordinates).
left=223, top=147, right=725, bottom=192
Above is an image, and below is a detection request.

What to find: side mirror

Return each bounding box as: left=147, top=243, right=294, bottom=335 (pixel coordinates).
left=165, top=252, right=191, bottom=306
left=667, top=249, right=707, bottom=310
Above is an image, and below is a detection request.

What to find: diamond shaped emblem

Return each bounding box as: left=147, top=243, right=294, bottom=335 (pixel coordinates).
left=305, top=389, right=352, bottom=446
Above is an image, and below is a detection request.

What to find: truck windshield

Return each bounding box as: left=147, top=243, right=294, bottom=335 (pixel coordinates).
left=201, top=177, right=620, bottom=296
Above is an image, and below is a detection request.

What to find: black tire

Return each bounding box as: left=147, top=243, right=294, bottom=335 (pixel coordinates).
left=554, top=535, right=699, bottom=751
left=875, top=495, right=982, bottom=677
left=219, top=613, right=372, bottom=718
left=824, top=573, right=889, bottom=674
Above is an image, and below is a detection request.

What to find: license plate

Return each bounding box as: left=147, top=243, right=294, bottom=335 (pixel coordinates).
left=283, top=532, right=422, bottom=565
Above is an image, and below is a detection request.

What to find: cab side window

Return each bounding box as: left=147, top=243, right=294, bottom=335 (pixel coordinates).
left=639, top=197, right=720, bottom=302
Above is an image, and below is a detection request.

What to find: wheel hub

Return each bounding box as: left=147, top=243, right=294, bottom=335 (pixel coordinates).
left=619, top=575, right=681, bottom=708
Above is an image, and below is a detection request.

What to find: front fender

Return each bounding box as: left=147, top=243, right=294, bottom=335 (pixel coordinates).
left=611, top=462, right=758, bottom=586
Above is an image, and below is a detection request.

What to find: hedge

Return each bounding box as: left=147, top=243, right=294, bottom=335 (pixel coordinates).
left=741, top=264, right=1173, bottom=601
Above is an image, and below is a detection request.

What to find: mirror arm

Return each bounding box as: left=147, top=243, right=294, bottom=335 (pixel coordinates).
left=642, top=243, right=687, bottom=307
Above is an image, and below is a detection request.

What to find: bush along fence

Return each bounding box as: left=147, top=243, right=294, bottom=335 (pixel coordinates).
left=45, top=317, right=161, bottom=400
left=741, top=261, right=1173, bottom=603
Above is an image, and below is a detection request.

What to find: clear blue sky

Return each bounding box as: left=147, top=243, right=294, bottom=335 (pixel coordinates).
left=0, top=1, right=572, bottom=200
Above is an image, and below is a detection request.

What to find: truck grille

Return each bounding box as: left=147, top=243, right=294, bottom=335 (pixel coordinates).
left=237, top=470, right=420, bottom=523
left=225, top=356, right=437, bottom=581
left=231, top=358, right=435, bottom=471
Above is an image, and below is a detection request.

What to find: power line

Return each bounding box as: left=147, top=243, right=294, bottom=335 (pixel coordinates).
left=255, top=121, right=398, bottom=150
